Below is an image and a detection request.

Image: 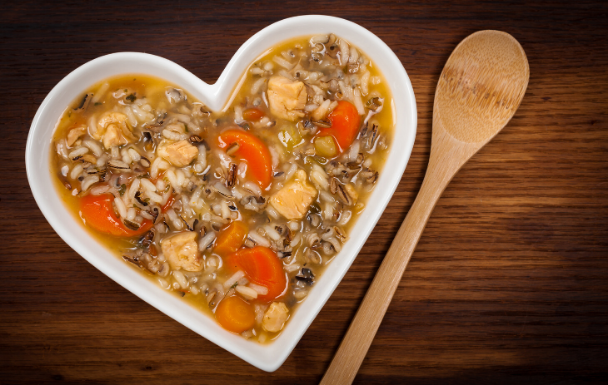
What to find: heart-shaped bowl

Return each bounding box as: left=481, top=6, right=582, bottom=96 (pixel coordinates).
left=25, top=15, right=416, bottom=371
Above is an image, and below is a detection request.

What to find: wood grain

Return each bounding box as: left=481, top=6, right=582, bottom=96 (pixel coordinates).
left=1, top=1, right=607, bottom=384
left=322, top=31, right=530, bottom=384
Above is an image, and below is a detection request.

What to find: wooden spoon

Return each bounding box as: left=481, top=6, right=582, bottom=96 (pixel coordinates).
left=321, top=30, right=529, bottom=385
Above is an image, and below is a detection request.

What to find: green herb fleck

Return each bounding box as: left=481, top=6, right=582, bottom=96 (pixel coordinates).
left=230, top=282, right=238, bottom=289
left=119, top=184, right=127, bottom=196
left=184, top=124, right=189, bottom=133
left=126, top=93, right=136, bottom=103
left=94, top=102, right=102, bottom=106
left=133, top=204, right=139, bottom=209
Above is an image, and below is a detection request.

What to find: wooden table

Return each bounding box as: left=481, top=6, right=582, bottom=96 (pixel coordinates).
left=2, top=1, right=607, bottom=383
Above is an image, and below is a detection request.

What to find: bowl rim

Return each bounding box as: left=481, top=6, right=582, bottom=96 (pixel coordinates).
left=25, top=14, right=417, bottom=372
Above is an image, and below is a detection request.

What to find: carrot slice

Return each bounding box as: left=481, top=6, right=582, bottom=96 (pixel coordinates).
left=214, top=221, right=248, bottom=256
left=316, top=100, right=361, bottom=153
left=80, top=193, right=153, bottom=237
left=225, top=246, right=287, bottom=302
left=215, top=295, right=256, bottom=333
left=218, top=128, right=273, bottom=189
left=242, top=108, right=265, bottom=121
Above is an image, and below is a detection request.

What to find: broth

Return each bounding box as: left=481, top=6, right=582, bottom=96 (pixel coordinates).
left=50, top=34, right=393, bottom=343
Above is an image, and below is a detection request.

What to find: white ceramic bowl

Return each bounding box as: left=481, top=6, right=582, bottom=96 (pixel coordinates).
left=25, top=15, right=417, bottom=371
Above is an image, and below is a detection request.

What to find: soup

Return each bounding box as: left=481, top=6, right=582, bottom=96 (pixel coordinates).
left=51, top=34, right=393, bottom=343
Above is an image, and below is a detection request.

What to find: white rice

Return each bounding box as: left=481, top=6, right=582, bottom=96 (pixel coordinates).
left=287, top=221, right=300, bottom=231
left=83, top=139, right=103, bottom=157
left=349, top=46, right=359, bottom=64
left=339, top=38, right=349, bottom=65
left=114, top=197, right=127, bottom=218
left=123, top=106, right=138, bottom=128
left=266, top=206, right=280, bottom=220
left=234, top=105, right=244, bottom=123
left=224, top=271, right=245, bottom=289
left=140, top=178, right=156, bottom=192
left=126, top=207, right=136, bottom=221
left=70, top=163, right=84, bottom=180
left=284, top=163, right=297, bottom=182
left=150, top=158, right=170, bottom=179
left=173, top=270, right=188, bottom=289
left=121, top=148, right=132, bottom=164
left=320, top=190, right=335, bottom=203
left=91, top=82, right=109, bottom=104
left=90, top=184, right=110, bottom=196
left=250, top=77, right=266, bottom=95
left=128, top=148, right=141, bottom=162
left=248, top=283, right=269, bottom=296
left=198, top=231, right=216, bottom=251
left=248, top=231, right=270, bottom=247
left=146, top=190, right=163, bottom=204
left=348, top=140, right=360, bottom=161
left=272, top=55, right=293, bottom=70
left=243, top=182, right=262, bottom=198
left=353, top=88, right=365, bottom=115
left=338, top=210, right=352, bottom=226
left=312, top=99, right=331, bottom=121
left=68, top=147, right=89, bottom=159
left=236, top=285, right=258, bottom=300
left=81, top=175, right=99, bottom=191
left=360, top=71, right=370, bottom=95
left=264, top=225, right=281, bottom=241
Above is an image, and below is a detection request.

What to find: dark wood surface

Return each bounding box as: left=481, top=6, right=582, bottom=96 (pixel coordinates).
left=1, top=1, right=607, bottom=383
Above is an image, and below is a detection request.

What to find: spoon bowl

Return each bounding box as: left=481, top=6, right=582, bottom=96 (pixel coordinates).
left=438, top=30, right=529, bottom=144
left=321, top=30, right=529, bottom=385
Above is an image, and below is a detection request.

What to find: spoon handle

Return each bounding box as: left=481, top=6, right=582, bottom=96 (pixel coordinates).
left=320, top=153, right=455, bottom=385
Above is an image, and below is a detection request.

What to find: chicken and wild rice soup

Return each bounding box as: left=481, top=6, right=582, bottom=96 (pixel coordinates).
left=51, top=34, right=393, bottom=342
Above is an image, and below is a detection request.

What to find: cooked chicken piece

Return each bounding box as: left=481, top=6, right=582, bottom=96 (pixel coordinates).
left=157, top=140, right=199, bottom=167
left=66, top=125, right=87, bottom=146
left=93, top=112, right=137, bottom=149
left=270, top=170, right=318, bottom=220
left=267, top=76, right=307, bottom=121
left=262, top=302, right=289, bottom=332
left=161, top=231, right=203, bottom=272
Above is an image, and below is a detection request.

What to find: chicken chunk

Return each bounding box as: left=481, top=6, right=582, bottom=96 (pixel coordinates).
left=269, top=170, right=318, bottom=220
left=161, top=232, right=203, bottom=271
left=262, top=302, right=289, bottom=332
left=157, top=140, right=199, bottom=167
left=93, top=112, right=137, bottom=149
left=66, top=125, right=87, bottom=146
left=267, top=76, right=307, bottom=121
